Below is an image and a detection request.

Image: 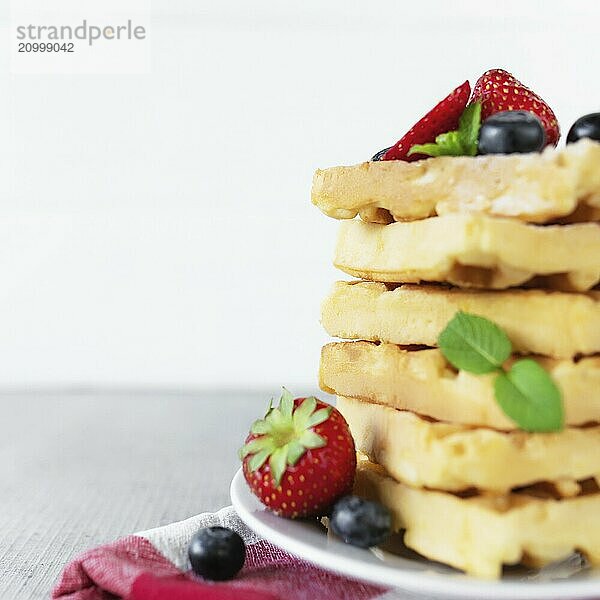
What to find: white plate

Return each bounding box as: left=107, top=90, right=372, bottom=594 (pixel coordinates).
left=230, top=469, right=600, bottom=599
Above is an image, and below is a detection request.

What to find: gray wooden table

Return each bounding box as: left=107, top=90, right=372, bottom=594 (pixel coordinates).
left=0, top=389, right=320, bottom=599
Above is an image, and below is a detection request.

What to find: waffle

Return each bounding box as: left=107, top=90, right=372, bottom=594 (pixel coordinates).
left=321, top=281, right=600, bottom=358
left=312, top=139, right=600, bottom=224
left=334, top=215, right=600, bottom=291
left=321, top=342, right=600, bottom=429
left=355, top=459, right=600, bottom=578
left=337, top=396, right=600, bottom=493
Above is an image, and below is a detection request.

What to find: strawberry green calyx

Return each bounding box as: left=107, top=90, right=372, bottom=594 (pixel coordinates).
left=239, top=389, right=332, bottom=486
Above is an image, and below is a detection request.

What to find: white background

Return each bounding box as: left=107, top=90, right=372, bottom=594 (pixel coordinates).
left=0, top=0, right=599, bottom=389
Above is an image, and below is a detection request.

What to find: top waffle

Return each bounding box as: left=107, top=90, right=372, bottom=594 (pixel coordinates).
left=312, top=139, right=600, bottom=224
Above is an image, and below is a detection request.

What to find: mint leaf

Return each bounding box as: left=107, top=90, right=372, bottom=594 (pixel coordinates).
left=407, top=143, right=445, bottom=157
left=408, top=102, right=481, bottom=158
left=438, top=312, right=564, bottom=432
left=439, top=311, right=512, bottom=374
left=408, top=131, right=464, bottom=157
left=434, top=131, right=463, bottom=153
left=494, top=359, right=564, bottom=432
left=410, top=131, right=464, bottom=157
left=457, top=102, right=481, bottom=156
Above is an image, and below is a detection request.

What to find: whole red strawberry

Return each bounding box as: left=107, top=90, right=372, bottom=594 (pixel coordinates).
left=383, top=80, right=471, bottom=161
left=240, top=389, right=356, bottom=518
left=471, top=69, right=560, bottom=146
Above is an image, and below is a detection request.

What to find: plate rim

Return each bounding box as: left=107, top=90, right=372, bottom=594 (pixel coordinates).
left=230, top=468, right=600, bottom=600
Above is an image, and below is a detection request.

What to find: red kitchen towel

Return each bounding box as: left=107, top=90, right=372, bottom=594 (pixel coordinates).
left=52, top=506, right=400, bottom=600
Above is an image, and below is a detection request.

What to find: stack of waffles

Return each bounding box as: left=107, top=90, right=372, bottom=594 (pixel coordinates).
left=312, top=139, right=600, bottom=578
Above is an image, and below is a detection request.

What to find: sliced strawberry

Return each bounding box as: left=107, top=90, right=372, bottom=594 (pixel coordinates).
left=471, top=69, right=560, bottom=146
left=382, top=80, right=471, bottom=161
left=240, top=389, right=356, bottom=518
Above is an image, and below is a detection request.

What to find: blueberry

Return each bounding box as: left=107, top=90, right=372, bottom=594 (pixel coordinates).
left=567, top=113, right=600, bottom=144
left=371, top=147, right=391, bottom=161
left=478, top=111, right=545, bottom=155
left=330, top=495, right=392, bottom=548
left=188, top=526, right=245, bottom=581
